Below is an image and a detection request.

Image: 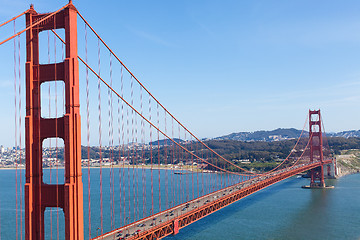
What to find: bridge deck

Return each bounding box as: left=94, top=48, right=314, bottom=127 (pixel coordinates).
left=93, top=160, right=332, bottom=240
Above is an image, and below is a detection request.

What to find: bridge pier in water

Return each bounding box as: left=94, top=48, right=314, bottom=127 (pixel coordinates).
left=324, top=161, right=337, bottom=179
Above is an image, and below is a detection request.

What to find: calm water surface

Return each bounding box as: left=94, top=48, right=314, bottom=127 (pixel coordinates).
left=0, top=169, right=359, bottom=240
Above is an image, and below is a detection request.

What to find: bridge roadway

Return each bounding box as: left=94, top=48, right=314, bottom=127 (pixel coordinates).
left=93, top=159, right=332, bottom=240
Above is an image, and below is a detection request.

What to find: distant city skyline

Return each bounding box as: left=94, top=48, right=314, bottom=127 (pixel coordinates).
left=0, top=0, right=359, bottom=147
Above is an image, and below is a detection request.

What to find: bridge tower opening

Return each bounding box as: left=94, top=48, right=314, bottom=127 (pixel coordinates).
left=25, top=3, right=84, bottom=240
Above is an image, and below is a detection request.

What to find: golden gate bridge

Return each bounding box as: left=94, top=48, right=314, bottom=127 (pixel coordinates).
left=0, top=2, right=336, bottom=240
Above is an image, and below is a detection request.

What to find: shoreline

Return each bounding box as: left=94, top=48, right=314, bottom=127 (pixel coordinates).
left=335, top=151, right=360, bottom=178
left=335, top=167, right=360, bottom=178
left=1, top=165, right=359, bottom=178
left=0, top=164, right=206, bottom=172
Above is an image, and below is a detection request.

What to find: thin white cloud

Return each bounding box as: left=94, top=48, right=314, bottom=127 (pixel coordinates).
left=336, top=80, right=360, bottom=88
left=254, top=18, right=360, bottom=46
left=319, top=95, right=360, bottom=107
left=125, top=26, right=177, bottom=48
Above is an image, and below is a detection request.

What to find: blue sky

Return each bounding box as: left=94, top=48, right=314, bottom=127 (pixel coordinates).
left=0, top=0, right=360, bottom=147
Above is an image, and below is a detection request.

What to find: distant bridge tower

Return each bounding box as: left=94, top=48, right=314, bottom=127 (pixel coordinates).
left=25, top=2, right=84, bottom=240
left=309, top=110, right=325, bottom=188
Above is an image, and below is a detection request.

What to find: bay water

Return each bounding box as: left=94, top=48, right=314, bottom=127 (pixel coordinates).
left=0, top=169, right=359, bottom=239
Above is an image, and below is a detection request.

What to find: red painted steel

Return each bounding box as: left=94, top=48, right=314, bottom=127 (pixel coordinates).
left=173, top=219, right=179, bottom=235
left=25, top=3, right=84, bottom=240
left=0, top=10, right=27, bottom=28
left=309, top=110, right=325, bottom=187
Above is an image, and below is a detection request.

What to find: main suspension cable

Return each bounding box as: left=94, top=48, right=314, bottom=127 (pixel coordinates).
left=76, top=53, right=246, bottom=176
left=0, top=10, right=26, bottom=28
left=76, top=10, right=254, bottom=174
left=259, top=115, right=309, bottom=175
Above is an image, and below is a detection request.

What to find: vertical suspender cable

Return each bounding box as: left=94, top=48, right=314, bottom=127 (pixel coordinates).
left=126, top=89, right=131, bottom=222
left=108, top=52, right=114, bottom=230
left=191, top=136, right=194, bottom=200
left=204, top=146, right=207, bottom=195
left=149, top=96, right=153, bottom=215
left=140, top=86, right=146, bottom=219
left=210, top=152, right=213, bottom=192
left=53, top=20, right=60, bottom=240
left=47, top=30, right=53, bottom=240
left=111, top=60, right=115, bottom=230
left=172, top=118, right=175, bottom=206
left=35, top=23, right=42, bottom=240
left=180, top=125, right=184, bottom=203
left=108, top=58, right=113, bottom=231
left=17, top=29, right=23, bottom=240
left=208, top=147, right=211, bottom=194
left=196, top=141, right=199, bottom=198
left=84, top=23, right=92, bottom=239
left=203, top=147, right=206, bottom=195
left=164, top=111, right=168, bottom=210
left=185, top=131, right=188, bottom=202
left=117, top=66, right=123, bottom=226
left=224, top=162, right=231, bottom=186
left=118, top=66, right=123, bottom=227
left=215, top=153, right=217, bottom=191
left=157, top=103, right=161, bottom=212
left=182, top=126, right=185, bottom=202
left=17, top=33, right=23, bottom=240
left=121, top=68, right=126, bottom=226
left=221, top=157, right=224, bottom=189
left=200, top=144, right=203, bottom=197
left=212, top=153, right=215, bottom=192
left=134, top=104, right=139, bottom=221
left=13, top=19, right=18, bottom=240
left=130, top=76, right=136, bottom=221
left=97, top=37, right=104, bottom=235
left=178, top=124, right=181, bottom=204
left=136, top=95, right=139, bottom=221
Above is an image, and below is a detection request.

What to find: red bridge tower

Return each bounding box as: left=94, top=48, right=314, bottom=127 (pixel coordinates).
left=309, top=110, right=325, bottom=188
left=25, top=2, right=84, bottom=240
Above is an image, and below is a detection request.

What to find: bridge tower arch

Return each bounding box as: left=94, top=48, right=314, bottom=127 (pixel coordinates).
left=25, top=2, right=84, bottom=240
